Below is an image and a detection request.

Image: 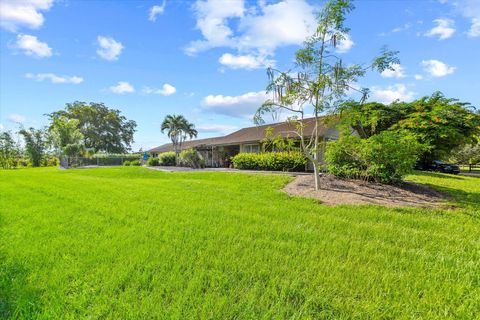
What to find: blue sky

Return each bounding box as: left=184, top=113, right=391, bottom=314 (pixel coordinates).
left=1, top=0, right=479, bottom=150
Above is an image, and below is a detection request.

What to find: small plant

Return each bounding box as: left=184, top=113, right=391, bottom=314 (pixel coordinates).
left=130, top=159, right=141, bottom=166
left=147, top=157, right=160, bottom=166
left=158, top=152, right=176, bottom=166
left=47, top=156, right=60, bottom=167
left=123, top=160, right=131, bottom=166
left=179, top=148, right=204, bottom=168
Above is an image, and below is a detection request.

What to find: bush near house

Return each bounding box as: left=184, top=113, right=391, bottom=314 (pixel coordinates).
left=130, top=159, right=141, bottom=166
left=123, top=160, right=131, bottom=166
left=179, top=148, right=205, bottom=168
left=147, top=157, right=160, bottom=166
left=232, top=152, right=307, bottom=172
left=325, top=131, right=422, bottom=184
left=157, top=152, right=176, bottom=166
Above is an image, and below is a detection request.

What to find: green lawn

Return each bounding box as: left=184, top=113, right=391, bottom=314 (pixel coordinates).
left=1, top=167, right=479, bottom=319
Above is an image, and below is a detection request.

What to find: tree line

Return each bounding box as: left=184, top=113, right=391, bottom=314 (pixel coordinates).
left=0, top=102, right=137, bottom=169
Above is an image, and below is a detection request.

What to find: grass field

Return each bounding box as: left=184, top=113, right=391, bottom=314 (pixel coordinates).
left=1, top=167, right=479, bottom=319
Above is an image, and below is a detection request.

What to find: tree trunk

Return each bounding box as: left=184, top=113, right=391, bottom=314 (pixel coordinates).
left=313, top=163, right=320, bottom=190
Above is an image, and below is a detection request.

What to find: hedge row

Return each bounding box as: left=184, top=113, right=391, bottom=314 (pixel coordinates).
left=147, top=152, right=176, bottom=166
left=231, top=152, right=306, bottom=172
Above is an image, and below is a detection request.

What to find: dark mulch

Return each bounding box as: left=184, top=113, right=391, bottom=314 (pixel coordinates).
left=284, top=174, right=451, bottom=208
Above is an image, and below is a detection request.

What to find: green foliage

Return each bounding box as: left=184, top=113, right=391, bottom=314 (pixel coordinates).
left=48, top=116, right=84, bottom=157
left=449, top=144, right=480, bottom=164
left=147, top=157, right=160, bottom=166
left=0, top=131, right=19, bottom=169
left=254, top=0, right=399, bottom=189
left=161, top=115, right=198, bottom=161
left=179, top=148, right=204, bottom=168
left=123, top=160, right=131, bottom=166
left=48, top=101, right=137, bottom=153
left=340, top=92, right=480, bottom=160
left=129, top=159, right=141, bottom=166
left=232, top=152, right=307, bottom=172
left=19, top=127, right=47, bottom=167
left=47, top=156, right=59, bottom=167
left=326, top=131, right=422, bottom=184
left=0, top=167, right=479, bottom=318
left=157, top=152, right=176, bottom=166
left=261, top=126, right=298, bottom=152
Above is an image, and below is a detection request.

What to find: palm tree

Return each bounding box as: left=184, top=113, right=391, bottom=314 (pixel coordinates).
left=161, top=115, right=198, bottom=164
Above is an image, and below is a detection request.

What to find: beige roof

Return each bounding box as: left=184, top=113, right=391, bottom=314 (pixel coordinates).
left=149, top=117, right=337, bottom=153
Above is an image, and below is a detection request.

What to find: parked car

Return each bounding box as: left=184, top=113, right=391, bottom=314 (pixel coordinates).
left=415, top=160, right=460, bottom=174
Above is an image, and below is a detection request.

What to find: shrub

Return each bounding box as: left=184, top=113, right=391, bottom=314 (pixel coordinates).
left=130, top=159, right=141, bottom=166
left=325, top=131, right=422, bottom=184
left=179, top=149, right=204, bottom=168
left=231, top=152, right=307, bottom=172
left=47, top=156, right=59, bottom=167
left=158, top=152, right=176, bottom=166
left=123, top=160, right=131, bottom=166
left=147, top=157, right=160, bottom=166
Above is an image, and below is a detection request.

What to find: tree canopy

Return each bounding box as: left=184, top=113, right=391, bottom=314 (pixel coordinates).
left=48, top=102, right=137, bottom=153
left=254, top=0, right=398, bottom=190
left=48, top=116, right=84, bottom=157
left=161, top=115, right=198, bottom=160
left=340, top=92, right=480, bottom=161
left=19, top=127, right=47, bottom=167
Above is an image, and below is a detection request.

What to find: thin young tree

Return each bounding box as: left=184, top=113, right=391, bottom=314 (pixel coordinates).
left=255, top=0, right=399, bottom=190
left=161, top=115, right=198, bottom=164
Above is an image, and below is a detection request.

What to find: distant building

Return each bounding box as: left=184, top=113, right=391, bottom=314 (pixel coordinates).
left=148, top=117, right=339, bottom=167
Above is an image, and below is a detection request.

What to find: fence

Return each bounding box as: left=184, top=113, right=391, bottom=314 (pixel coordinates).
left=60, top=156, right=141, bottom=168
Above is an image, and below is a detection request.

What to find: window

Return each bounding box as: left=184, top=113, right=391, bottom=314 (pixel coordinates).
left=243, top=144, right=260, bottom=153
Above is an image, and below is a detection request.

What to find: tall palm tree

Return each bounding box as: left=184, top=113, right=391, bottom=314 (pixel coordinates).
left=161, top=115, right=198, bottom=164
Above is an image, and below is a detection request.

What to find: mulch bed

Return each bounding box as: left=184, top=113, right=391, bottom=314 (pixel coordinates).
left=283, top=174, right=450, bottom=208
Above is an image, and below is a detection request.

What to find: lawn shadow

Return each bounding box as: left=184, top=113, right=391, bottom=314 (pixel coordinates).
left=413, top=171, right=465, bottom=180
left=0, top=256, right=43, bottom=319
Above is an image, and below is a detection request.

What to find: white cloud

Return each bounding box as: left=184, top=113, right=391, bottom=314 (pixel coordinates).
left=370, top=84, right=415, bottom=104
left=236, top=0, right=316, bottom=53
left=110, top=81, right=135, bottom=94
left=441, top=0, right=479, bottom=37
left=142, top=83, right=176, bottom=96
left=26, top=73, right=83, bottom=84
left=201, top=91, right=268, bottom=118
left=425, top=18, right=456, bottom=40
left=421, top=59, right=456, bottom=77
left=335, top=34, right=354, bottom=53
left=186, top=0, right=316, bottom=69
left=96, top=36, right=123, bottom=61
left=12, top=34, right=52, bottom=58
left=414, top=74, right=423, bottom=80
left=196, top=124, right=238, bottom=134
left=186, top=0, right=245, bottom=55
left=468, top=18, right=480, bottom=37
left=0, top=123, right=4, bottom=131
left=0, top=0, right=53, bottom=32
left=149, top=1, right=166, bottom=22
left=7, top=114, right=27, bottom=124
left=219, top=53, right=274, bottom=69
left=380, top=63, right=406, bottom=78
left=392, top=23, right=412, bottom=33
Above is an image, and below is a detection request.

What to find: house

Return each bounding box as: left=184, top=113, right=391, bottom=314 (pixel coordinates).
left=148, top=117, right=339, bottom=167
